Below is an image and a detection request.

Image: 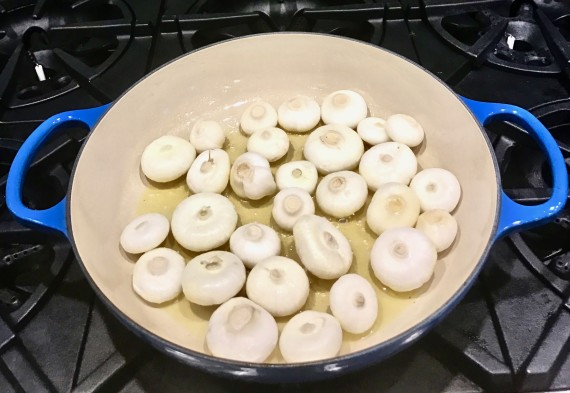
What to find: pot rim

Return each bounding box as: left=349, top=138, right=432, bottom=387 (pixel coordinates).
left=66, top=32, right=501, bottom=381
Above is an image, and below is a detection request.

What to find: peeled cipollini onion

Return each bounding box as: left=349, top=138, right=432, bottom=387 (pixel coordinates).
left=304, top=124, right=364, bottom=174
left=293, top=214, right=352, bottom=279
left=171, top=193, right=238, bottom=252
left=275, top=160, right=319, bottom=194
left=186, top=149, right=230, bottom=194
left=246, top=256, right=310, bottom=317
left=359, top=142, right=417, bottom=191
left=246, top=127, right=290, bottom=162
left=385, top=114, right=424, bottom=147
left=140, top=135, right=196, bottom=183
left=321, top=90, right=368, bottom=129
left=329, top=274, right=378, bottom=334
left=229, top=223, right=281, bottom=269
left=132, top=247, right=185, bottom=304
left=366, top=182, right=420, bottom=235
left=409, top=168, right=461, bottom=212
left=316, top=171, right=368, bottom=218
left=206, top=297, right=278, bottom=362
left=370, top=227, right=437, bottom=292
left=278, top=95, right=321, bottom=133
left=415, top=209, right=458, bottom=252
left=230, top=152, right=277, bottom=200
left=182, top=251, right=246, bottom=306
left=189, top=120, right=226, bottom=153
left=357, top=117, right=389, bottom=145
left=120, top=213, right=169, bottom=254
left=279, top=310, right=343, bottom=363
left=240, top=101, right=278, bottom=136
left=272, top=187, right=315, bottom=232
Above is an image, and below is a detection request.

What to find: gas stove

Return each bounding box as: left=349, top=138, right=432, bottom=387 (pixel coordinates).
left=1, top=1, right=569, bottom=392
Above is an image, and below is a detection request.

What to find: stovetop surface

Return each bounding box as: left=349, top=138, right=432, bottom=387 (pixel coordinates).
left=1, top=1, right=570, bottom=392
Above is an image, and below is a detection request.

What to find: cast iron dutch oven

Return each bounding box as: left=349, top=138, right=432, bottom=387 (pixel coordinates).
left=5, top=34, right=568, bottom=382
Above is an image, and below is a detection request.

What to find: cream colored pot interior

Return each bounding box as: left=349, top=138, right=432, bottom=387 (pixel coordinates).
left=69, top=34, right=498, bottom=363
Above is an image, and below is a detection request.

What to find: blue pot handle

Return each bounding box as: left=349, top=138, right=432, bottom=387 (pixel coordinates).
left=462, top=97, right=568, bottom=239
left=6, top=104, right=110, bottom=239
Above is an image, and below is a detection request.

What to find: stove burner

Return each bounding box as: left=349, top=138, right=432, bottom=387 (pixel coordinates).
left=0, top=0, right=134, bottom=109
left=424, top=0, right=570, bottom=74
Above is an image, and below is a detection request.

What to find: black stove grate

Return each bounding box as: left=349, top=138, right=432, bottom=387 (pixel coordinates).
left=152, top=2, right=409, bottom=69
left=0, top=0, right=132, bottom=107
left=423, top=0, right=570, bottom=75
left=0, top=0, right=569, bottom=392
left=0, top=0, right=159, bottom=125
left=0, top=134, right=77, bottom=315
